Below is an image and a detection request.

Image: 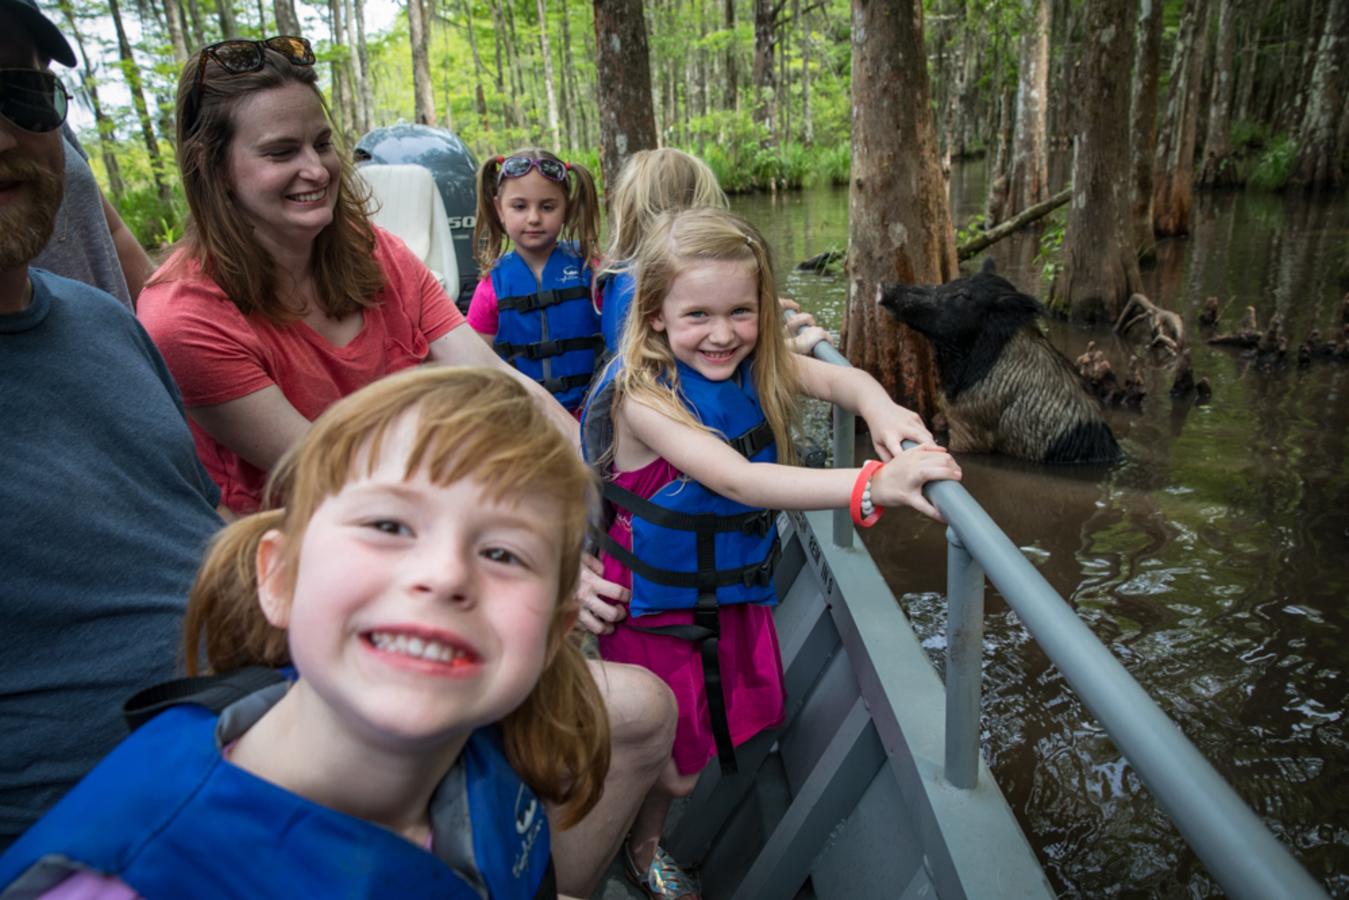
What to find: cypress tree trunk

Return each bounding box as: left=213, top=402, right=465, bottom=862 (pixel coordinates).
left=273, top=0, right=300, bottom=34
left=58, top=0, right=126, bottom=202
left=108, top=0, right=174, bottom=212
left=1130, top=0, right=1163, bottom=256
left=408, top=0, right=438, bottom=125
left=1198, top=0, right=1239, bottom=186
left=1050, top=0, right=1143, bottom=323
left=593, top=0, right=659, bottom=189
left=1289, top=0, right=1348, bottom=187
left=1151, top=0, right=1209, bottom=236
left=994, top=0, right=1050, bottom=222
left=354, top=0, right=377, bottom=129
left=535, top=0, right=562, bottom=147
left=843, top=0, right=954, bottom=418
left=216, top=0, right=239, bottom=39
left=162, top=0, right=189, bottom=63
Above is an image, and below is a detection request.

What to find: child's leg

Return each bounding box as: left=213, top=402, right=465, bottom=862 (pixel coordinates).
left=549, top=660, right=678, bottom=898
left=626, top=761, right=699, bottom=871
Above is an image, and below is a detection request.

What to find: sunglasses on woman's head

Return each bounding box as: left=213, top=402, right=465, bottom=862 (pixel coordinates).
left=496, top=155, right=570, bottom=185
left=0, top=69, right=69, bottom=134
left=191, top=35, right=316, bottom=106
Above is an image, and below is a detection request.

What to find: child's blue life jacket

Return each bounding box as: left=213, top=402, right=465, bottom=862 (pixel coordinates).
left=0, top=669, right=554, bottom=900
left=595, top=268, right=636, bottom=355
left=491, top=243, right=602, bottom=410
left=581, top=358, right=781, bottom=618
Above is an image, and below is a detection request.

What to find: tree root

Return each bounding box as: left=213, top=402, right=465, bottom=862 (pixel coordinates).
left=1114, top=293, right=1184, bottom=355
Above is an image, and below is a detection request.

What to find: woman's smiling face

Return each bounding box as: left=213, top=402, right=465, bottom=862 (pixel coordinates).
left=226, top=81, right=340, bottom=255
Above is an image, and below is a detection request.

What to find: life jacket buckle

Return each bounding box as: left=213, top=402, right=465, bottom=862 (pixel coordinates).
left=742, top=510, right=774, bottom=536
left=528, top=339, right=561, bottom=359
left=742, top=557, right=775, bottom=588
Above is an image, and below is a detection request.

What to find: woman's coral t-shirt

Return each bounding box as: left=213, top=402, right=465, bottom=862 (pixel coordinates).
left=138, top=227, right=463, bottom=513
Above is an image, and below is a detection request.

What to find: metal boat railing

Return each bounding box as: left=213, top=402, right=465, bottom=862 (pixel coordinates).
left=802, top=331, right=1326, bottom=900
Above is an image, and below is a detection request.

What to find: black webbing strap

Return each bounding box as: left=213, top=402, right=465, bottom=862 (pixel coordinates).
left=495, top=334, right=606, bottom=361
left=122, top=666, right=285, bottom=732
left=628, top=527, right=738, bottom=773
left=539, top=372, right=595, bottom=394
left=496, top=285, right=591, bottom=314
left=602, top=481, right=774, bottom=536
left=728, top=419, right=775, bottom=460
left=600, top=531, right=779, bottom=591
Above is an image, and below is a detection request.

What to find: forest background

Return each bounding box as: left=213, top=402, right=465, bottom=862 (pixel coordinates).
left=46, top=0, right=1348, bottom=257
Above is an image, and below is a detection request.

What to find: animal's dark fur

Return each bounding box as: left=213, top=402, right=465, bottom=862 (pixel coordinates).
left=879, top=264, right=1122, bottom=465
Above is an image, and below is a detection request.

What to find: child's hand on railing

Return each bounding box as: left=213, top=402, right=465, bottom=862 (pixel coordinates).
left=575, top=553, right=629, bottom=635
left=861, top=401, right=935, bottom=460
left=871, top=444, right=962, bottom=522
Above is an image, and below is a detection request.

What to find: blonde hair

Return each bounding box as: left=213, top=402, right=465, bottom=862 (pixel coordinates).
left=184, top=366, right=608, bottom=828
left=609, top=208, right=799, bottom=464
left=472, top=147, right=601, bottom=272
left=155, top=48, right=385, bottom=324
left=604, top=149, right=727, bottom=266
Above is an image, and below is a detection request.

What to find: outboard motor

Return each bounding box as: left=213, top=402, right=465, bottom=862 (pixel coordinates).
left=354, top=125, right=480, bottom=311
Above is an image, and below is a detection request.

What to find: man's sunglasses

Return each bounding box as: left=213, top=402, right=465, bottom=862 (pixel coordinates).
left=0, top=69, right=69, bottom=134
left=192, top=36, right=316, bottom=105
left=496, top=155, right=570, bottom=185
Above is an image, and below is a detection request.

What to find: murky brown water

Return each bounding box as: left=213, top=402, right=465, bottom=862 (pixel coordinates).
left=731, top=169, right=1349, bottom=897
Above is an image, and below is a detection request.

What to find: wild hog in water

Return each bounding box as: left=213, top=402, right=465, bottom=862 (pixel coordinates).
left=878, top=267, right=1122, bottom=464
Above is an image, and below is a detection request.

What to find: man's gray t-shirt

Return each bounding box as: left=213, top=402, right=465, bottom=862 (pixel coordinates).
left=31, top=128, right=133, bottom=308
left=0, top=269, right=221, bottom=848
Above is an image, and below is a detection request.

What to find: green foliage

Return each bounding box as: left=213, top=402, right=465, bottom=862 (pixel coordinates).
left=1036, top=209, right=1067, bottom=284
left=956, top=213, right=987, bottom=245
left=1229, top=119, right=1270, bottom=150
left=1249, top=134, right=1299, bottom=191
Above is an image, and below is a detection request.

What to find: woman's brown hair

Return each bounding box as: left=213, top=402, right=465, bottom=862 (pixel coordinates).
left=157, top=46, right=385, bottom=323
left=472, top=148, right=601, bottom=272
left=183, top=366, right=609, bottom=828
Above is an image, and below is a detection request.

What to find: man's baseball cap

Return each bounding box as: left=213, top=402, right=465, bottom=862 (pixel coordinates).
left=0, top=0, right=77, bottom=68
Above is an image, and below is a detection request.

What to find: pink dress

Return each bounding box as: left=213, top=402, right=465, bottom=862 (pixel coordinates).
left=598, top=458, right=786, bottom=776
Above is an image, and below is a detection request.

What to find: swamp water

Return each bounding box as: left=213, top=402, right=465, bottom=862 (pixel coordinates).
left=729, top=167, right=1349, bottom=897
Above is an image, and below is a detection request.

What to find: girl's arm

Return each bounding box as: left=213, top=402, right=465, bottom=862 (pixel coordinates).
left=792, top=354, right=933, bottom=460
left=427, top=325, right=581, bottom=445
left=624, top=397, right=959, bottom=521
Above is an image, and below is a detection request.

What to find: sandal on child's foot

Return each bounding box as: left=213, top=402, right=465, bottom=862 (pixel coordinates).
left=623, top=842, right=701, bottom=900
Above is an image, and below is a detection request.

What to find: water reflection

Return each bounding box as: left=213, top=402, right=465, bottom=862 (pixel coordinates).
left=730, top=169, right=1349, bottom=896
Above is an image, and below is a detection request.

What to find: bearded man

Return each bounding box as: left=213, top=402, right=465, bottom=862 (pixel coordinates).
left=0, top=0, right=222, bottom=848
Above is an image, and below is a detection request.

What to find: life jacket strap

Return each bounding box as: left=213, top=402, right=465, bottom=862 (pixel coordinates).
left=601, top=531, right=780, bottom=590
left=497, top=285, right=592, bottom=313
left=539, top=371, right=596, bottom=395
left=495, top=334, right=606, bottom=361
left=602, top=481, right=776, bottom=536
left=122, top=667, right=286, bottom=732
left=728, top=419, right=775, bottom=459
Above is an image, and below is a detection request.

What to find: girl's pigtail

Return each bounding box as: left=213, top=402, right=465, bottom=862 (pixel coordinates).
left=564, top=161, right=602, bottom=266
left=473, top=156, right=507, bottom=272
left=503, top=635, right=610, bottom=829
left=182, top=510, right=290, bottom=677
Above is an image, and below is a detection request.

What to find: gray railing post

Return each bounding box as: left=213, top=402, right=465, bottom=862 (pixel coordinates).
left=831, top=406, right=855, bottom=548
left=944, top=526, right=984, bottom=789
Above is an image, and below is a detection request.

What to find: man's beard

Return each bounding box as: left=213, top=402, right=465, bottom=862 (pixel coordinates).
left=0, top=154, right=65, bottom=271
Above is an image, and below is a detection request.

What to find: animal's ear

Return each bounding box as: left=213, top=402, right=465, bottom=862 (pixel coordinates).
left=980, top=257, right=997, bottom=275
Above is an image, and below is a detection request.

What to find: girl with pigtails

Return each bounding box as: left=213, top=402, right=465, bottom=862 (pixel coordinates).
left=467, top=149, right=604, bottom=413
left=0, top=367, right=608, bottom=899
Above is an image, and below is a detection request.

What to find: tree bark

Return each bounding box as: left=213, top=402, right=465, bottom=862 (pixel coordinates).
left=558, top=0, right=576, bottom=145
left=1050, top=0, right=1143, bottom=323
left=1198, top=0, right=1239, bottom=186
left=1290, top=0, right=1348, bottom=187
left=799, top=0, right=812, bottom=144
left=1130, top=0, right=1163, bottom=255
left=353, top=0, right=377, bottom=130
left=959, top=187, right=1070, bottom=260
left=108, top=0, right=174, bottom=212
left=216, top=0, right=239, bottom=39
left=844, top=0, right=954, bottom=419
left=408, top=0, right=438, bottom=125
left=994, top=0, right=1051, bottom=223
left=459, top=0, right=491, bottom=131
left=1151, top=0, right=1209, bottom=236
left=751, top=0, right=783, bottom=137
left=724, top=0, right=738, bottom=110
left=535, top=0, right=562, bottom=147
left=984, top=85, right=1014, bottom=223
left=162, top=0, right=189, bottom=63
left=274, top=0, right=301, bottom=34
left=58, top=0, right=126, bottom=201
left=184, top=0, right=206, bottom=48
left=593, top=0, right=659, bottom=189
